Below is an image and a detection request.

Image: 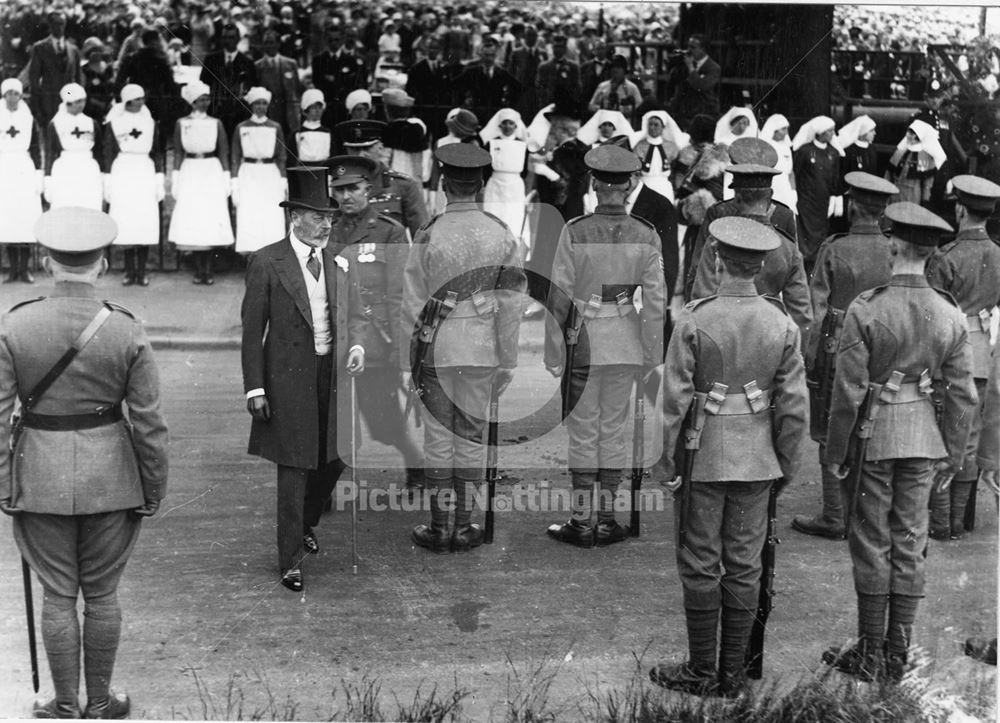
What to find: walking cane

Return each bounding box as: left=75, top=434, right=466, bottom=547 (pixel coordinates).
left=351, top=375, right=359, bottom=576
left=22, top=558, right=39, bottom=692
left=484, top=380, right=500, bottom=544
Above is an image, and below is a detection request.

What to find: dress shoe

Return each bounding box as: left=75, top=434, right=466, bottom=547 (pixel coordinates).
left=822, top=643, right=882, bottom=682
left=121, top=274, right=135, bottom=287
left=965, top=636, right=997, bottom=665
left=451, top=523, right=484, bottom=552
left=546, top=519, right=595, bottom=548
left=84, top=690, right=130, bottom=719
left=648, top=661, right=719, bottom=696
left=412, top=523, right=451, bottom=553
left=280, top=568, right=303, bottom=592
left=595, top=520, right=630, bottom=546
left=192, top=273, right=206, bottom=285
left=204, top=273, right=214, bottom=285
left=137, top=274, right=149, bottom=287
left=791, top=514, right=845, bottom=540
left=32, top=698, right=81, bottom=719
left=303, top=528, right=319, bottom=554
left=22, top=270, right=35, bottom=284
left=718, top=668, right=748, bottom=698
left=928, top=525, right=951, bottom=541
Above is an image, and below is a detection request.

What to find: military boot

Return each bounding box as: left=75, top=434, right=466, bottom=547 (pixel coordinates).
left=412, top=487, right=451, bottom=553
left=791, top=466, right=846, bottom=539
left=547, top=471, right=596, bottom=547
left=949, top=479, right=974, bottom=540
left=83, top=690, right=130, bottom=719
left=928, top=486, right=951, bottom=540
left=648, top=661, right=719, bottom=696
left=594, top=469, right=629, bottom=545
left=32, top=698, right=81, bottom=719
left=451, top=523, right=484, bottom=552
left=964, top=637, right=997, bottom=665
left=121, top=250, right=135, bottom=286
left=822, top=639, right=883, bottom=682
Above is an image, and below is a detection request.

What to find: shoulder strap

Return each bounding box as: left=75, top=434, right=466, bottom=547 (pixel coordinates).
left=23, top=307, right=113, bottom=411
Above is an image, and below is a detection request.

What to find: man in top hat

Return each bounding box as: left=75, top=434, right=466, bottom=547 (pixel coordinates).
left=0, top=207, right=168, bottom=718
left=544, top=145, right=666, bottom=547
left=924, top=175, right=1000, bottom=540
left=821, top=202, right=976, bottom=683
left=687, top=139, right=811, bottom=341
left=399, top=143, right=525, bottom=553
left=241, top=166, right=367, bottom=592
left=651, top=216, right=807, bottom=698
left=327, top=155, right=423, bottom=489
left=336, top=119, right=428, bottom=238
left=792, top=171, right=899, bottom=540
left=587, top=54, right=642, bottom=119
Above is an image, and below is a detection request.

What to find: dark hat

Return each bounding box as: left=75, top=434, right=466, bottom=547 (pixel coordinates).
left=336, top=119, right=387, bottom=147
left=280, top=166, right=338, bottom=212
left=327, top=155, right=379, bottom=187
left=446, top=109, right=480, bottom=138
left=951, top=174, right=1000, bottom=213
left=844, top=171, right=898, bottom=207
left=883, top=202, right=952, bottom=246
left=584, top=144, right=640, bottom=184
left=727, top=163, right=780, bottom=190
left=728, top=137, right=777, bottom=168
left=609, top=53, right=629, bottom=70
left=709, top=216, right=781, bottom=261
left=35, top=207, right=116, bottom=266
left=435, top=143, right=491, bottom=181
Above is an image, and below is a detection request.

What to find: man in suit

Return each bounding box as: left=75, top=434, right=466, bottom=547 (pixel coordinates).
left=26, top=11, right=83, bottom=125
left=457, top=38, right=520, bottom=121
left=199, top=23, right=257, bottom=138
left=627, top=165, right=680, bottom=329
left=241, top=166, right=367, bottom=592
left=311, top=23, right=368, bottom=129
left=535, top=34, right=581, bottom=113
left=255, top=29, right=302, bottom=137
left=116, top=28, right=180, bottom=156
left=508, top=25, right=545, bottom=119
left=0, top=208, right=168, bottom=718
left=581, top=39, right=612, bottom=102
left=668, top=34, right=720, bottom=128
left=404, top=36, right=452, bottom=140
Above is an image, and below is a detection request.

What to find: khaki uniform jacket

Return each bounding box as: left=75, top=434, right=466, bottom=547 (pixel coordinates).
left=661, top=280, right=808, bottom=482
left=544, top=205, right=666, bottom=370
left=334, top=206, right=408, bottom=367
left=399, top=202, right=525, bottom=370
left=925, top=227, right=1000, bottom=378
left=0, top=283, right=168, bottom=514
left=369, top=167, right=429, bottom=238
left=824, top=275, right=977, bottom=468
left=977, top=347, right=1000, bottom=472
left=805, top=222, right=893, bottom=369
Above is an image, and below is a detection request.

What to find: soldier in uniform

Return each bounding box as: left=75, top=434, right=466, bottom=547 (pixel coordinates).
left=399, top=143, right=525, bottom=553
left=793, top=172, right=899, bottom=540
left=687, top=150, right=811, bottom=342
left=327, top=155, right=423, bottom=490
left=650, top=217, right=808, bottom=698
left=544, top=145, right=666, bottom=547
left=0, top=208, right=168, bottom=718
left=336, top=119, right=429, bottom=239
left=924, top=175, right=1000, bottom=539
left=821, top=203, right=977, bottom=683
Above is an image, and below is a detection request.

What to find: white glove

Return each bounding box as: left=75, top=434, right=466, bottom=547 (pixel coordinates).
left=832, top=195, right=844, bottom=217
left=170, top=170, right=181, bottom=199
left=155, top=173, right=165, bottom=202
left=533, top=161, right=561, bottom=182
left=35, top=169, right=44, bottom=196
left=102, top=173, right=112, bottom=203
left=230, top=177, right=240, bottom=206
left=43, top=175, right=53, bottom=203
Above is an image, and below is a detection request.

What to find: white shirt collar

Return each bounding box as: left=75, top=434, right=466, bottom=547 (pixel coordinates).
left=625, top=180, right=643, bottom=211
left=289, top=230, right=327, bottom=258
left=694, top=55, right=708, bottom=71
left=302, top=120, right=322, bottom=129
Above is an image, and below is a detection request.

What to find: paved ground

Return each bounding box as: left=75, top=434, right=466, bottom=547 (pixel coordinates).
left=0, top=273, right=995, bottom=720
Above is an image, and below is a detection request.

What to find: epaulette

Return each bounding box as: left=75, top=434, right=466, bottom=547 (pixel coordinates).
left=825, top=232, right=848, bottom=245
left=413, top=214, right=439, bottom=238
left=761, top=294, right=787, bottom=314
left=7, top=296, right=45, bottom=313
left=629, top=213, right=657, bottom=233
left=102, top=300, right=136, bottom=318
left=931, top=286, right=960, bottom=308
left=936, top=239, right=959, bottom=254
left=374, top=210, right=405, bottom=229
left=684, top=295, right=717, bottom=312
left=856, top=284, right=889, bottom=303
left=565, top=213, right=589, bottom=227
left=385, top=169, right=412, bottom=181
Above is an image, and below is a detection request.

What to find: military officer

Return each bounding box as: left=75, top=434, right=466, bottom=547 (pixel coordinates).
left=688, top=159, right=812, bottom=341
left=684, top=137, right=798, bottom=303
left=821, top=203, right=977, bottom=683
left=650, top=217, right=807, bottom=698
left=327, top=155, right=424, bottom=489
left=544, top=145, right=666, bottom=547
left=399, top=143, right=525, bottom=553
left=924, top=175, right=1000, bottom=540
left=335, top=119, right=429, bottom=238
left=0, top=207, right=168, bottom=719
left=793, top=172, right=899, bottom=540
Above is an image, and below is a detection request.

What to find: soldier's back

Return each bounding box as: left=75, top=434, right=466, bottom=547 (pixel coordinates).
left=822, top=230, right=893, bottom=310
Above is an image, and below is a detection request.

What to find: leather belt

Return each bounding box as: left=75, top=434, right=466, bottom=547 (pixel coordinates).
left=575, top=296, right=634, bottom=318
left=879, top=381, right=932, bottom=404
left=966, top=311, right=991, bottom=334
left=704, top=389, right=772, bottom=416
left=23, top=405, right=123, bottom=431
left=186, top=152, right=215, bottom=159
left=243, top=157, right=275, bottom=164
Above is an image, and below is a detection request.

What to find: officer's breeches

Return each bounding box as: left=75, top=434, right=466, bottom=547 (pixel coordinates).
left=566, top=364, right=636, bottom=472
left=675, top=480, right=771, bottom=611
left=420, top=366, right=494, bottom=483
left=849, top=458, right=933, bottom=596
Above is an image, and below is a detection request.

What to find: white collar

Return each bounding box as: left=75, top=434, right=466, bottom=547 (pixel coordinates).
left=289, top=230, right=327, bottom=258
left=250, top=114, right=269, bottom=124
left=302, top=120, right=322, bottom=129
left=813, top=139, right=828, bottom=150
left=626, top=180, right=643, bottom=207
left=190, top=110, right=207, bottom=119
left=694, top=55, right=708, bottom=71
left=854, top=140, right=869, bottom=149
left=646, top=136, right=663, bottom=146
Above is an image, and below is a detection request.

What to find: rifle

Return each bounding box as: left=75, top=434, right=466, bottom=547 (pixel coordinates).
left=678, top=391, right=709, bottom=551
left=809, top=309, right=841, bottom=439
left=745, top=481, right=781, bottom=679
left=408, top=292, right=456, bottom=414
left=629, top=370, right=646, bottom=537
left=22, top=559, right=38, bottom=692
left=484, top=380, right=500, bottom=544
left=560, top=304, right=581, bottom=422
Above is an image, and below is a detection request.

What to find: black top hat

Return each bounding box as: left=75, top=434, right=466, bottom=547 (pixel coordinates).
left=280, top=166, right=338, bottom=212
